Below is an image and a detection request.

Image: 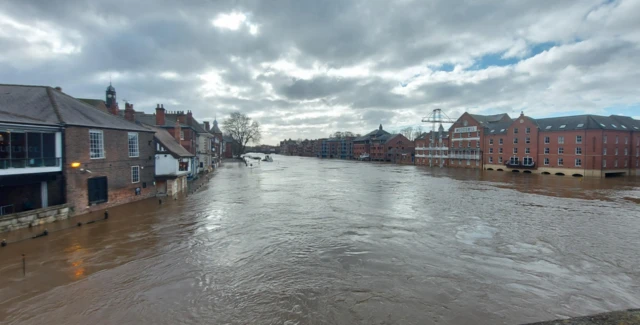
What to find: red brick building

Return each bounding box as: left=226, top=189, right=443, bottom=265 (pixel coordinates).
left=415, top=124, right=450, bottom=167
left=482, top=113, right=640, bottom=177
left=353, top=125, right=390, bottom=160
left=384, top=134, right=415, bottom=164
left=0, top=84, right=157, bottom=217
left=449, top=113, right=512, bottom=169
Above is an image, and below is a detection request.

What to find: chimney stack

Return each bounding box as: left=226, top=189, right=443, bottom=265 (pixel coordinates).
left=176, top=110, right=186, bottom=124
left=174, top=119, right=182, bottom=143
left=54, top=86, right=62, bottom=92
left=204, top=121, right=210, bottom=131
left=107, top=100, right=119, bottom=116
left=156, top=104, right=165, bottom=125
left=187, top=110, right=193, bottom=126
left=124, top=103, right=135, bottom=122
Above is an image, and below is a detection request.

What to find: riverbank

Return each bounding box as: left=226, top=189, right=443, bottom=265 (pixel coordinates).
left=525, top=309, right=640, bottom=324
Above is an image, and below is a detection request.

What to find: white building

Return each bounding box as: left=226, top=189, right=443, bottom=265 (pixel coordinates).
left=151, top=126, right=194, bottom=196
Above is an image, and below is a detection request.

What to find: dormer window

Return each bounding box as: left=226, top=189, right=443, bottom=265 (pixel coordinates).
left=577, top=123, right=584, bottom=128
left=559, top=125, right=566, bottom=129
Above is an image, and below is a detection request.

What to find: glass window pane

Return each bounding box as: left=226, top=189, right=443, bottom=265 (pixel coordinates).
left=11, top=132, right=26, bottom=167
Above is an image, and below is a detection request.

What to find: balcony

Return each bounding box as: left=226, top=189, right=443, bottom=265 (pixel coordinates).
left=448, top=154, right=480, bottom=160
left=505, top=161, right=536, bottom=169
left=0, top=158, right=62, bottom=175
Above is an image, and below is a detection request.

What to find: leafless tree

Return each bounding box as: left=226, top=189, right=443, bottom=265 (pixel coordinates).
left=400, top=126, right=414, bottom=140
left=222, top=112, right=262, bottom=155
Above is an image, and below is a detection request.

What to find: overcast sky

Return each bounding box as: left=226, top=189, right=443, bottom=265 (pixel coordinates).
left=1, top=1, right=639, bottom=144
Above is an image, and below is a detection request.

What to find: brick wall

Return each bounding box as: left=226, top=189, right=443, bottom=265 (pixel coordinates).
left=64, top=126, right=157, bottom=216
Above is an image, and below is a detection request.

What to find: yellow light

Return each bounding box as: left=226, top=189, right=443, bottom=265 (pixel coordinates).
left=71, top=162, right=81, bottom=168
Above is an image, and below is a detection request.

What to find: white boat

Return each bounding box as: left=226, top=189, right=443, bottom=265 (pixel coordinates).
left=262, top=155, right=273, bottom=162
left=358, top=153, right=370, bottom=161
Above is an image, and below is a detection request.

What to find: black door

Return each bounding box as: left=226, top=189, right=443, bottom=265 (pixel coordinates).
left=88, top=177, right=108, bottom=204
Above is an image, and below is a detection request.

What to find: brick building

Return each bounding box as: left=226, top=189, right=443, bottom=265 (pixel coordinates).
left=415, top=124, right=450, bottom=167
left=353, top=125, right=390, bottom=160
left=1, top=84, right=157, bottom=217
left=384, top=134, right=415, bottom=164
left=449, top=113, right=512, bottom=169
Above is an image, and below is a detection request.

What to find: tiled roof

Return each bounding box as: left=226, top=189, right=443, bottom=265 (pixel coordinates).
left=77, top=98, right=108, bottom=113
left=535, top=115, right=640, bottom=132
left=354, top=128, right=390, bottom=142
left=150, top=126, right=194, bottom=158
left=0, top=84, right=150, bottom=132
left=486, top=120, right=515, bottom=135
left=469, top=113, right=510, bottom=124
left=210, top=120, right=223, bottom=134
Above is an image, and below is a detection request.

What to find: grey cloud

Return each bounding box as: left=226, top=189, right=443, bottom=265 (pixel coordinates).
left=1, top=0, right=639, bottom=144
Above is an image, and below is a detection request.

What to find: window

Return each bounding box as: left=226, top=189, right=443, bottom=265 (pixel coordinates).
left=499, top=138, right=503, bottom=145
left=615, top=136, right=619, bottom=144
left=603, top=148, right=607, bottom=155
left=510, top=156, right=519, bottom=165
left=458, top=142, right=462, bottom=148
left=498, top=156, right=503, bottom=163
left=558, top=136, right=564, bottom=144
left=559, top=124, right=566, bottom=129
left=544, top=148, right=549, bottom=154
left=179, top=159, right=189, bottom=171
left=576, top=135, right=582, bottom=144
left=513, top=138, right=518, bottom=144
left=545, top=126, right=551, bottom=130
left=625, top=136, right=628, bottom=144
left=544, top=158, right=549, bottom=165
left=614, top=159, right=618, bottom=167
left=499, top=148, right=503, bottom=154
left=88, top=177, right=108, bottom=204
left=489, top=148, right=493, bottom=153
left=513, top=148, right=518, bottom=154
left=180, top=131, right=185, bottom=140
left=476, top=131, right=480, bottom=137
left=577, top=123, right=584, bottom=128
left=603, top=159, right=606, bottom=168
left=514, top=128, right=518, bottom=134
left=625, top=148, right=628, bottom=156
left=544, top=136, right=550, bottom=144
left=467, top=142, right=471, bottom=148
left=525, top=147, right=530, bottom=154
left=523, top=137, right=529, bottom=144
left=467, top=132, right=471, bottom=138
left=476, top=141, right=480, bottom=148
left=558, top=147, right=564, bottom=154
left=466, top=160, right=470, bottom=165
left=624, top=160, right=627, bottom=167
left=575, top=158, right=582, bottom=167
left=576, top=147, right=582, bottom=155
left=90, top=130, right=105, bottom=159
left=525, top=127, right=530, bottom=134
left=558, top=158, right=564, bottom=166
left=131, top=166, right=140, bottom=183
left=489, top=156, right=493, bottom=163
left=604, top=135, right=607, bottom=144
left=128, top=133, right=139, bottom=157
left=489, top=138, right=494, bottom=145
left=523, top=157, right=533, bottom=166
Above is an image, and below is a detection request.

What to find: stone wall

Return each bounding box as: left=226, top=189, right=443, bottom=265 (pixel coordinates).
left=0, top=204, right=70, bottom=233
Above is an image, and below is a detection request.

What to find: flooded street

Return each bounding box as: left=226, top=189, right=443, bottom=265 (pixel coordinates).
left=1, top=155, right=639, bottom=324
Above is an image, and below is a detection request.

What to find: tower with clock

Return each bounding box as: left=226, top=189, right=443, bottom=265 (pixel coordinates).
left=106, top=82, right=116, bottom=108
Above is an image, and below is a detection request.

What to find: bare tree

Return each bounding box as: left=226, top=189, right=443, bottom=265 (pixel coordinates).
left=400, top=127, right=414, bottom=140
left=222, top=112, right=262, bottom=155
left=413, top=126, right=424, bottom=140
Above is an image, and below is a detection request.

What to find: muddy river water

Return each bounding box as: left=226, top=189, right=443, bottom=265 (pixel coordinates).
left=1, top=155, right=639, bottom=324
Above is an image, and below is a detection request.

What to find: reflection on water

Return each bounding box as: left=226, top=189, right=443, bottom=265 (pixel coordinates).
left=0, top=155, right=639, bottom=324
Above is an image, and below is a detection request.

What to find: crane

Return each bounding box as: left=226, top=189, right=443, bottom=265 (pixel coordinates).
left=421, top=108, right=457, bottom=168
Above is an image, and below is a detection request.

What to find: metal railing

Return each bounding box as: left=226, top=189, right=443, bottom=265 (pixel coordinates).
left=448, top=154, right=481, bottom=160
left=0, top=158, right=61, bottom=169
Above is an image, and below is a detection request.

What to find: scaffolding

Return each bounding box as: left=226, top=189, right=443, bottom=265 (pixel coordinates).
left=420, top=109, right=457, bottom=168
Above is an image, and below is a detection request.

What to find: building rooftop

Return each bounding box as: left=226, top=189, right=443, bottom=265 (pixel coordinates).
left=0, top=84, right=150, bottom=132
left=536, top=114, right=640, bottom=132
left=486, top=120, right=515, bottom=135
left=469, top=113, right=511, bottom=124
left=150, top=126, right=194, bottom=158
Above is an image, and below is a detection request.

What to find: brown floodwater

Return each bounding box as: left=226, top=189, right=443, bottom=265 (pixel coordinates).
left=1, top=155, right=639, bottom=324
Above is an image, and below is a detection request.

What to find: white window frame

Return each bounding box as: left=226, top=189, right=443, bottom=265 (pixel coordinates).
left=558, top=136, right=564, bottom=144
left=180, top=130, right=185, bottom=141
left=575, top=158, right=582, bottom=167
left=128, top=132, right=139, bottom=158
left=489, top=156, right=493, bottom=163
left=513, top=147, right=518, bottom=154
left=544, top=136, right=550, bottom=144
left=498, top=156, right=503, bottom=163
left=603, top=148, right=607, bottom=155
left=131, top=166, right=140, bottom=183
left=525, top=147, right=530, bottom=154
left=89, top=129, right=105, bottom=159
left=576, top=147, right=582, bottom=155
left=615, top=136, right=618, bottom=144
left=544, top=158, right=549, bottom=165
left=489, top=148, right=493, bottom=153
left=513, top=138, right=518, bottom=144
left=489, top=138, right=494, bottom=145
left=558, top=147, right=564, bottom=155
left=576, top=135, right=582, bottom=144
left=544, top=147, right=549, bottom=154
left=499, top=138, right=503, bottom=145
left=604, top=135, right=607, bottom=144
left=558, top=158, right=564, bottom=166
left=603, top=159, right=606, bottom=168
